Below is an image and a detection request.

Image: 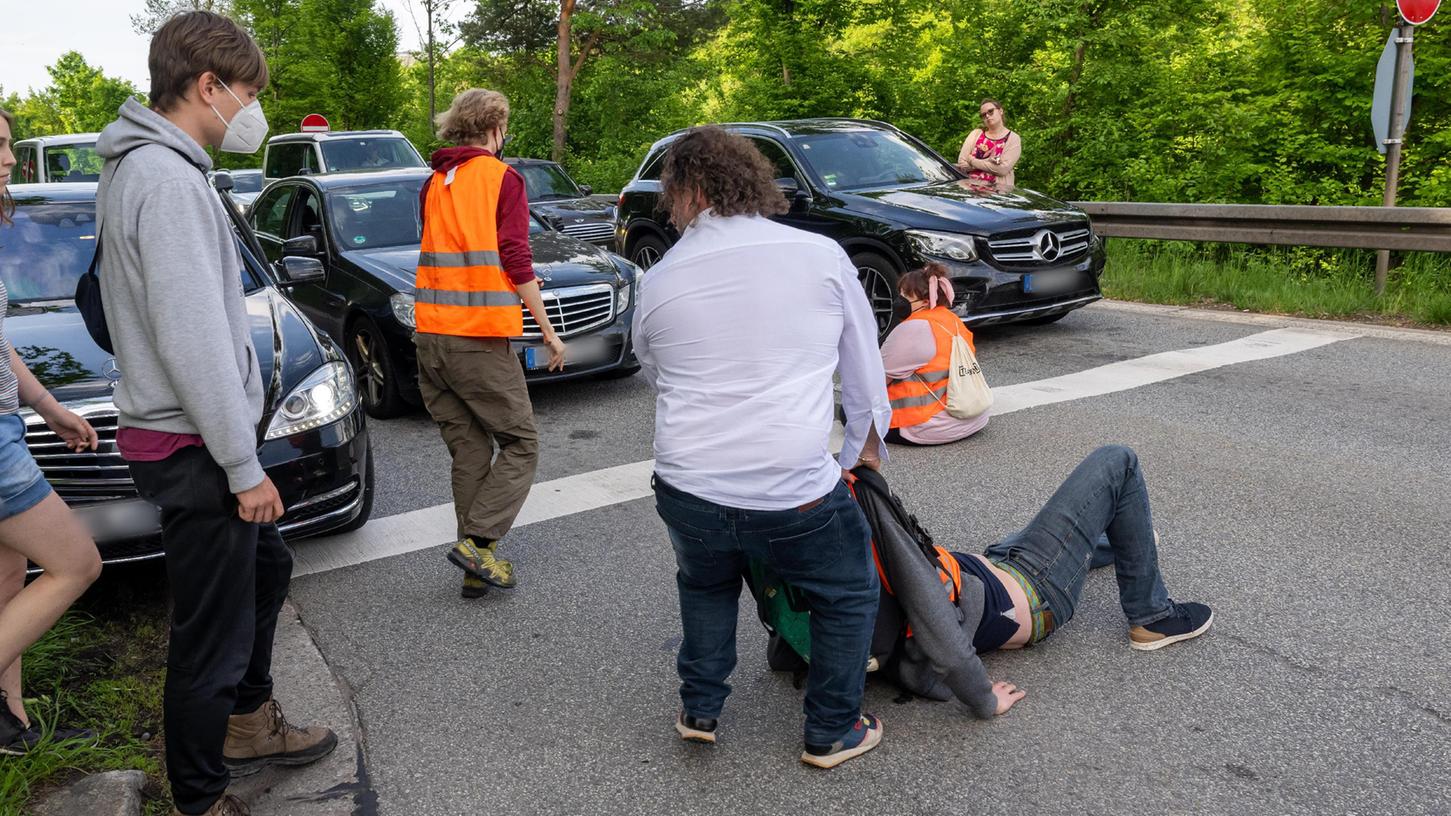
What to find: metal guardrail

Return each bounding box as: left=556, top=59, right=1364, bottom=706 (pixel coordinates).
left=1070, top=202, right=1451, bottom=253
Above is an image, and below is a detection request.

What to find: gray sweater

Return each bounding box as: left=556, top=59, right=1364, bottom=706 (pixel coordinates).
left=873, top=514, right=1000, bottom=719
left=95, top=99, right=266, bottom=492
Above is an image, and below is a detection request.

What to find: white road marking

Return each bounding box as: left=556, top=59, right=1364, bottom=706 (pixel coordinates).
left=292, top=326, right=1358, bottom=577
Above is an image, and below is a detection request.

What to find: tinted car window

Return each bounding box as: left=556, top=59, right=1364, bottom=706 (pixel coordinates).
left=746, top=137, right=801, bottom=182
left=231, top=172, right=264, bottom=193
left=253, top=186, right=295, bottom=236
left=328, top=180, right=425, bottom=249
left=319, top=138, right=423, bottom=173
left=637, top=149, right=667, bottom=181
left=514, top=163, right=582, bottom=201
left=45, top=143, right=102, bottom=183
left=266, top=143, right=312, bottom=178
left=793, top=129, right=955, bottom=191
left=0, top=202, right=96, bottom=301
left=11, top=145, right=37, bottom=184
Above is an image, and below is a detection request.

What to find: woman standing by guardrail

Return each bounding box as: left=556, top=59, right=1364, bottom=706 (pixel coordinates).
left=957, top=98, right=1021, bottom=188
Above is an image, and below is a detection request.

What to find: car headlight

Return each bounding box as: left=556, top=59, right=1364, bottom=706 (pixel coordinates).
left=390, top=292, right=416, bottom=330
left=264, top=361, right=358, bottom=440
left=905, top=229, right=980, bottom=263
left=615, top=261, right=640, bottom=311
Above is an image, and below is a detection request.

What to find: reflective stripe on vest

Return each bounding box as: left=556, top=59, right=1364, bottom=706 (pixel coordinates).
left=415, top=156, right=523, bottom=337
left=886, top=307, right=976, bottom=429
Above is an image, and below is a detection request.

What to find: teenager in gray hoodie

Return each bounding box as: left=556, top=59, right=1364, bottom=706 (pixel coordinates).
left=95, top=12, right=333, bottom=816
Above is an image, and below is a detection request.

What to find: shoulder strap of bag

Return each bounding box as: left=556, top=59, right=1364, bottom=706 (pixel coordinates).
left=910, top=315, right=967, bottom=409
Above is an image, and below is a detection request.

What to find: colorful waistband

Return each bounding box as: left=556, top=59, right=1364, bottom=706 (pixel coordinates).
left=992, top=558, right=1051, bottom=645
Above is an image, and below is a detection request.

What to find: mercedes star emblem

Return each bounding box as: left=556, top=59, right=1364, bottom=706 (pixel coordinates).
left=1034, top=229, right=1062, bottom=262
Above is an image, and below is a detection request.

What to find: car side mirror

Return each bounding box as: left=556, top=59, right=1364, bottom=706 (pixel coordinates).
left=212, top=171, right=235, bottom=192
left=776, top=178, right=809, bottom=212
left=275, top=256, right=325, bottom=285
left=579, top=184, right=593, bottom=196
left=282, top=235, right=321, bottom=257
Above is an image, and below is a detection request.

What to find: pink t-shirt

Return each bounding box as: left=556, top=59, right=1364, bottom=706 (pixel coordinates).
left=880, top=318, right=990, bottom=445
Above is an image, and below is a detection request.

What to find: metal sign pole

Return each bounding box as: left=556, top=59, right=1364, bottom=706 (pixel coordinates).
left=1376, top=21, right=1415, bottom=296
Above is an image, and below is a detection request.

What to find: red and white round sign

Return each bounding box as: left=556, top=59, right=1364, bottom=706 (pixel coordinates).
left=300, top=113, right=330, bottom=132
left=1398, top=0, right=1440, bottom=24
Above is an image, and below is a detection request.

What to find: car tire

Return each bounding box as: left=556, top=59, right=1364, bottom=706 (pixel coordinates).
left=331, top=440, right=376, bottom=535
left=850, top=250, right=904, bottom=339
left=346, top=316, right=408, bottom=419
left=1021, top=311, right=1070, bottom=326
left=629, top=233, right=669, bottom=270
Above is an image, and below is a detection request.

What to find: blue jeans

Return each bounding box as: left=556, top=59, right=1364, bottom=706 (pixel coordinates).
left=984, top=445, right=1173, bottom=633
left=653, top=475, right=879, bottom=746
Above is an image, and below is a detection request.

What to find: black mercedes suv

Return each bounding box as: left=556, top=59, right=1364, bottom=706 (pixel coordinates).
left=504, top=158, right=617, bottom=248
left=0, top=182, right=374, bottom=569
left=615, top=119, right=1106, bottom=334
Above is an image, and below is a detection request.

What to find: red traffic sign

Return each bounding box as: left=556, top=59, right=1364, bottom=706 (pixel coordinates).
left=300, top=113, right=330, bottom=132
left=1398, top=0, right=1440, bottom=24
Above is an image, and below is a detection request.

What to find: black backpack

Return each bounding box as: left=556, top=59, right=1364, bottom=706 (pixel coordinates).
left=75, top=145, right=204, bottom=354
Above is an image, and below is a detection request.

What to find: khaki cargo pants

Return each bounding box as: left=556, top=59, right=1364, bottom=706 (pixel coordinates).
left=415, top=333, right=539, bottom=542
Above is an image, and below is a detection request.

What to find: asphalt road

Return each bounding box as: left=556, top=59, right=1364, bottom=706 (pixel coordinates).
left=287, top=302, right=1451, bottom=816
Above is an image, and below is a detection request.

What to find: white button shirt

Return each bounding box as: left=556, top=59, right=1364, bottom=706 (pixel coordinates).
left=633, top=210, right=892, bottom=510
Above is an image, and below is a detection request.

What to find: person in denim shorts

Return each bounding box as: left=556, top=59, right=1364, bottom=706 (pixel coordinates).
left=0, top=108, right=104, bottom=755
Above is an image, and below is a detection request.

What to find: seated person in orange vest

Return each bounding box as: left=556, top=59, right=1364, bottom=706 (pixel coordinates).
left=880, top=263, right=988, bottom=445
left=868, top=445, right=1215, bottom=717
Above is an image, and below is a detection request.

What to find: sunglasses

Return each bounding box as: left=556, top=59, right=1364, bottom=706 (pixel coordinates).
left=979, top=110, right=997, bottom=118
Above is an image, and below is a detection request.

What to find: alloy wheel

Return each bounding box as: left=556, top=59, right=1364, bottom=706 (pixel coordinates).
left=352, top=329, right=386, bottom=409
left=857, top=264, right=896, bottom=335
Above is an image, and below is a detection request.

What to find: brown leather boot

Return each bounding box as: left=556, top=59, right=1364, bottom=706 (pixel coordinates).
left=222, top=699, right=338, bottom=777
left=173, top=793, right=249, bottom=815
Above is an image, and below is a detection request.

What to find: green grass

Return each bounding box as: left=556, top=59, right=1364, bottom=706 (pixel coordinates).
left=1101, top=240, right=1451, bottom=328
left=0, top=570, right=171, bottom=816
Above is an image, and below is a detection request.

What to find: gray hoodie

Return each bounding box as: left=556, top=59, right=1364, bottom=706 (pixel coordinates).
left=95, top=98, right=266, bottom=493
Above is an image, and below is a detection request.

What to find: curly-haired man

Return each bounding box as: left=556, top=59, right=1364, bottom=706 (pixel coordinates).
left=633, top=126, right=892, bottom=768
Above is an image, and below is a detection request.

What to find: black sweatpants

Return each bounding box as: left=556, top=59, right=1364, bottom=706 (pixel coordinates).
left=129, top=446, right=293, bottom=815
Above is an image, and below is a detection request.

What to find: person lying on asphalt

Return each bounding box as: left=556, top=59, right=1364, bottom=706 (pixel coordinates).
left=871, top=445, right=1214, bottom=718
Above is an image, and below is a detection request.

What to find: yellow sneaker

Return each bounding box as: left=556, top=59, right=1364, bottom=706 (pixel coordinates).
left=446, top=537, right=517, bottom=589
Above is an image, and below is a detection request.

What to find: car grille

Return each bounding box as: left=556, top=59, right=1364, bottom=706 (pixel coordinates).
left=521, top=284, right=616, bottom=339
left=23, top=408, right=138, bottom=505
left=560, top=221, right=615, bottom=245
left=985, top=223, right=1092, bottom=269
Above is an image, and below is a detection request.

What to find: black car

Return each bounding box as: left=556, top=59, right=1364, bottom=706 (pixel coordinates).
left=0, top=183, right=374, bottom=568
left=505, top=158, right=616, bottom=248
left=615, top=119, right=1106, bottom=334
left=247, top=168, right=641, bottom=418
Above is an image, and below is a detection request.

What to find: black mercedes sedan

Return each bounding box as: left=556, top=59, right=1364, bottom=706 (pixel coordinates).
left=0, top=183, right=374, bottom=568
left=616, top=119, right=1106, bottom=336
left=247, top=168, right=640, bottom=418
left=504, top=158, right=617, bottom=248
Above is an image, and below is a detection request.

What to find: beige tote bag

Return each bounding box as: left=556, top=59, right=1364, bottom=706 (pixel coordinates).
left=917, top=321, right=993, bottom=420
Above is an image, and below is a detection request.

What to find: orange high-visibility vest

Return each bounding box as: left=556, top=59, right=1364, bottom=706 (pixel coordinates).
left=887, top=306, right=977, bottom=429
left=415, top=156, right=523, bottom=337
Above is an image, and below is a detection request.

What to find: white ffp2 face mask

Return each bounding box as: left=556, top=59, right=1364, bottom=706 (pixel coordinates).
left=210, top=81, right=269, bottom=154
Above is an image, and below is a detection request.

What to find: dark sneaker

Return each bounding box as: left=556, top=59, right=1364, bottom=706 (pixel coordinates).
left=461, top=574, right=488, bottom=599
left=0, top=694, right=40, bottom=756
left=446, top=537, right=516, bottom=589
left=801, top=714, right=882, bottom=769
left=1130, top=602, right=1214, bottom=651
left=675, top=711, right=717, bottom=744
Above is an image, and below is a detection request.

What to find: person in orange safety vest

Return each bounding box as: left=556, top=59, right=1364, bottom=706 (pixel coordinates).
left=415, top=88, right=566, bottom=598
left=879, top=262, right=990, bottom=445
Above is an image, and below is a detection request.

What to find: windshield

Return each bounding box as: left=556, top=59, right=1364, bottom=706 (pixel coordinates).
left=319, top=138, right=424, bottom=173
left=231, top=172, right=264, bottom=193
left=45, top=143, right=102, bottom=183
left=0, top=200, right=265, bottom=301
left=328, top=180, right=425, bottom=249
left=793, top=129, right=956, bottom=192
left=515, top=163, right=582, bottom=201
left=0, top=202, right=97, bottom=301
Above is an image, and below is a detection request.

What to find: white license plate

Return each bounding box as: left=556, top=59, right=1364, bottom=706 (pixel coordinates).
left=524, top=336, right=610, bottom=370
left=1022, top=271, right=1078, bottom=294
left=74, top=499, right=161, bottom=541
